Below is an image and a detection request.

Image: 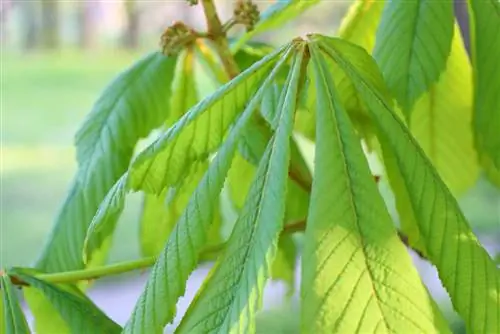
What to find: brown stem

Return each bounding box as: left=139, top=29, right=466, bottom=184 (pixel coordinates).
left=200, top=0, right=240, bottom=78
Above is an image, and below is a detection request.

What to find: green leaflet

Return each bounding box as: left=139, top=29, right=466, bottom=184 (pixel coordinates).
left=139, top=48, right=203, bottom=258
left=234, top=41, right=276, bottom=71
left=469, top=0, right=500, bottom=185
left=35, top=52, right=178, bottom=273
left=176, top=47, right=304, bottom=334
left=1, top=275, right=30, bottom=334
left=373, top=0, right=454, bottom=117
left=301, top=44, right=449, bottom=333
left=226, top=156, right=301, bottom=295
left=30, top=52, right=177, bottom=334
left=122, top=45, right=295, bottom=334
left=231, top=0, right=320, bottom=52
left=411, top=26, right=479, bottom=195
left=337, top=0, right=386, bottom=53
left=317, top=35, right=500, bottom=333
left=129, top=45, right=289, bottom=194
left=84, top=44, right=289, bottom=262
left=296, top=10, right=393, bottom=144
left=85, top=48, right=200, bottom=261
left=9, top=269, right=121, bottom=334
left=139, top=161, right=215, bottom=257
left=166, top=48, right=198, bottom=127
left=23, top=288, right=69, bottom=334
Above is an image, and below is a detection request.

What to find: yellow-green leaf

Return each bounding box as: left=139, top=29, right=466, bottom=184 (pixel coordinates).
left=301, top=44, right=449, bottom=333
left=1, top=274, right=30, bottom=334
left=469, top=0, right=500, bottom=185
left=373, top=0, right=454, bottom=116
left=410, top=25, right=479, bottom=195
left=317, top=35, right=500, bottom=333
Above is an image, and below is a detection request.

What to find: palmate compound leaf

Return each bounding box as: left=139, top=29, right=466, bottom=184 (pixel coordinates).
left=35, top=52, right=178, bottom=273
left=8, top=269, right=121, bottom=334
left=83, top=44, right=290, bottom=262
left=175, top=44, right=306, bottom=334
left=316, top=35, right=500, bottom=333
left=469, top=0, right=500, bottom=185
left=1, top=274, right=30, bottom=334
left=231, top=0, right=320, bottom=53
left=373, top=0, right=454, bottom=118
left=120, top=45, right=296, bottom=334
left=301, top=42, right=449, bottom=334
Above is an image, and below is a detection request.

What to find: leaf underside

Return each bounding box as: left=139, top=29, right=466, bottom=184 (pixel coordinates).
left=177, top=46, right=305, bottom=334
left=122, top=44, right=295, bottom=334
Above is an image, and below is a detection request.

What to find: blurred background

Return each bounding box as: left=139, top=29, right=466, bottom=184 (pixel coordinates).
left=1, top=0, right=499, bottom=332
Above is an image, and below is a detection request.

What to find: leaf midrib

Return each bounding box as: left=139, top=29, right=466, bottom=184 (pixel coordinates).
left=2, top=276, right=26, bottom=333
left=315, top=53, right=390, bottom=332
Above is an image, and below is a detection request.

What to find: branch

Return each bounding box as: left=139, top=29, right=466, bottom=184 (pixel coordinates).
left=200, top=0, right=240, bottom=78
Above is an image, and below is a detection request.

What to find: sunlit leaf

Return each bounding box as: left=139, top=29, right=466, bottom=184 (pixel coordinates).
left=411, top=26, right=479, bottom=195
left=129, top=46, right=289, bottom=194
left=84, top=45, right=289, bottom=262
left=121, top=45, right=295, bottom=334
left=139, top=161, right=211, bottom=257
left=373, top=0, right=454, bottom=116
left=337, top=0, right=385, bottom=53
left=167, top=47, right=198, bottom=127
left=296, top=18, right=393, bottom=144
left=23, top=288, right=69, bottom=334
left=232, top=0, right=320, bottom=52
left=317, top=35, right=500, bottom=333
left=469, top=0, right=500, bottom=185
left=139, top=48, right=203, bottom=257
left=176, top=47, right=304, bottom=334
left=9, top=269, right=121, bottom=334
left=301, top=44, right=449, bottom=333
left=1, top=274, right=30, bottom=334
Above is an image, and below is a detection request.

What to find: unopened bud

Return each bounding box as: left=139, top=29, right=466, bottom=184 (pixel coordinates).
left=234, top=0, right=260, bottom=31
left=160, top=21, right=195, bottom=56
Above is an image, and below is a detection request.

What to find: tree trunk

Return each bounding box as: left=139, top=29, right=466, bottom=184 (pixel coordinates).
left=77, top=0, right=98, bottom=49
left=40, top=0, right=59, bottom=49
left=122, top=0, right=140, bottom=49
